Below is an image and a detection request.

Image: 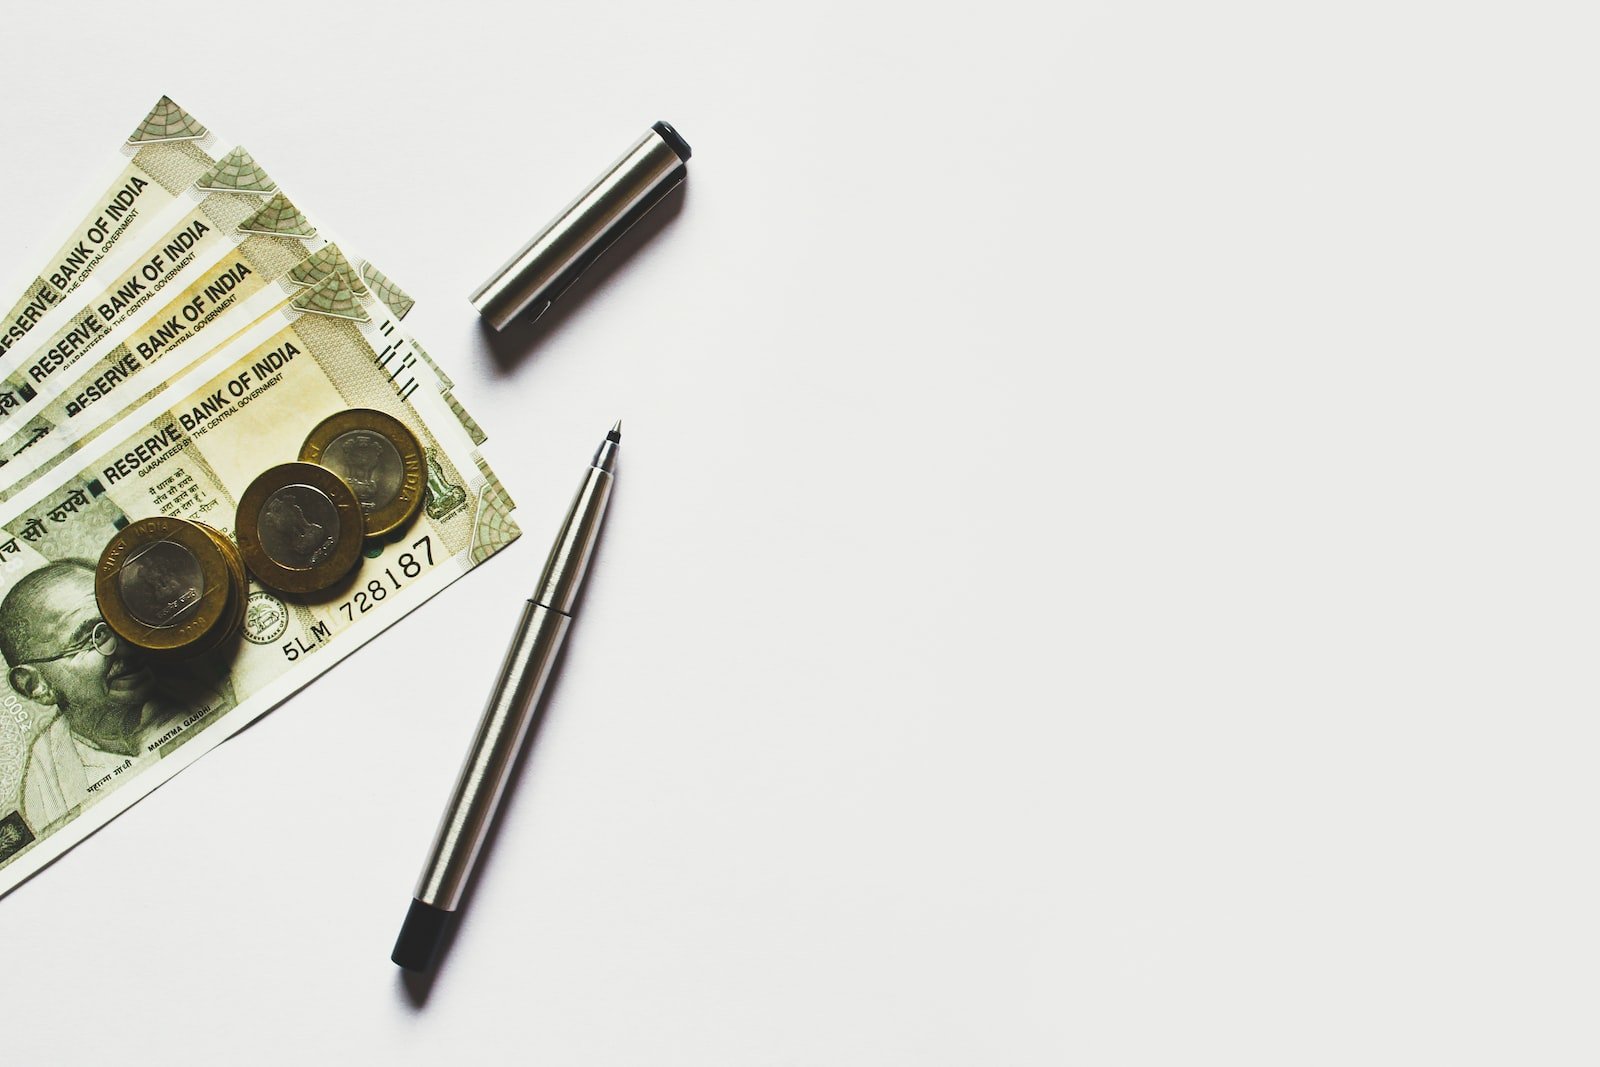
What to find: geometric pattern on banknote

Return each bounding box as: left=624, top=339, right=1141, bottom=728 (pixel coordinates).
left=423, top=448, right=468, bottom=521
left=445, top=390, right=487, bottom=447
left=1, top=438, right=68, bottom=498
left=287, top=244, right=365, bottom=294
left=195, top=146, right=277, bottom=195
left=276, top=316, right=373, bottom=407
left=0, top=704, right=30, bottom=812
left=127, top=96, right=208, bottom=144
left=406, top=335, right=457, bottom=395
left=291, top=272, right=369, bottom=322
left=236, top=233, right=313, bottom=281
left=194, top=189, right=260, bottom=235
left=237, top=192, right=316, bottom=238
left=130, top=140, right=217, bottom=197
left=469, top=456, right=521, bottom=564
left=359, top=262, right=414, bottom=320
left=409, top=337, right=454, bottom=392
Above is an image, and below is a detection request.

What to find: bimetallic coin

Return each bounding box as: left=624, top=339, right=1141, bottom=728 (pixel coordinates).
left=97, top=517, right=233, bottom=654
left=299, top=408, right=425, bottom=538
left=236, top=462, right=364, bottom=595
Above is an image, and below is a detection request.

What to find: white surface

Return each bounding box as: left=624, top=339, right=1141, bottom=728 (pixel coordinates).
left=0, top=1, right=1594, bottom=1062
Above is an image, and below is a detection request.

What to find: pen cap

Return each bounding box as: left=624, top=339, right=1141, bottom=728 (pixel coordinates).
left=469, top=122, right=691, bottom=330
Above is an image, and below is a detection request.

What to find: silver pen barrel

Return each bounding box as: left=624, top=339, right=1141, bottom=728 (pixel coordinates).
left=393, top=423, right=620, bottom=972
left=537, top=431, right=618, bottom=614
left=410, top=602, right=569, bottom=913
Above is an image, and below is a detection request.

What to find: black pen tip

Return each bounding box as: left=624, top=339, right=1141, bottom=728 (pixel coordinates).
left=606, top=420, right=622, bottom=444
left=392, top=898, right=454, bottom=972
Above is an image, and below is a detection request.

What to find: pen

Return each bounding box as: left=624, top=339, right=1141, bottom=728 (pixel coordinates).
left=391, top=422, right=621, bottom=972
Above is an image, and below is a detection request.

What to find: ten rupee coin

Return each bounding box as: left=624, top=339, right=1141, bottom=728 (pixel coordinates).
left=96, top=516, right=234, bottom=655
left=299, top=408, right=425, bottom=538
left=236, top=462, right=364, bottom=596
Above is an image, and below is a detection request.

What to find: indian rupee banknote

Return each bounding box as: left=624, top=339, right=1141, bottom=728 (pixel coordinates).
left=0, top=276, right=519, bottom=896
left=0, top=245, right=441, bottom=497
left=0, top=100, right=486, bottom=483
left=0, top=145, right=325, bottom=411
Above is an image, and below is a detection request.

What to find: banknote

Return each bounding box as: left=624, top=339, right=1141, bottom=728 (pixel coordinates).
left=0, top=244, right=450, bottom=498
left=0, top=142, right=322, bottom=409
left=0, top=255, right=495, bottom=506
left=0, top=112, right=486, bottom=482
left=0, top=277, right=520, bottom=895
left=0, top=97, right=223, bottom=368
left=3, top=267, right=454, bottom=512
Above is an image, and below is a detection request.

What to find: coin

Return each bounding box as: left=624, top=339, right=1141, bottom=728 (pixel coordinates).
left=96, top=517, right=233, bottom=654
left=236, top=462, right=364, bottom=595
left=299, top=408, right=425, bottom=538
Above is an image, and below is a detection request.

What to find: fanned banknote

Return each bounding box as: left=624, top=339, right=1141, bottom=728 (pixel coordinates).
left=0, top=245, right=453, bottom=499
left=0, top=99, right=518, bottom=896
left=0, top=101, right=490, bottom=498
left=0, top=154, right=324, bottom=415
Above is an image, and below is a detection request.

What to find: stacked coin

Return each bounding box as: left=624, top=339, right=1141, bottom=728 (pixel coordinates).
left=96, top=516, right=248, bottom=659
left=235, top=409, right=427, bottom=597
left=190, top=520, right=249, bottom=658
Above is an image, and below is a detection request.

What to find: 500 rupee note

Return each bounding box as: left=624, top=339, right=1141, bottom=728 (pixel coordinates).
left=0, top=143, right=320, bottom=411
left=0, top=245, right=449, bottom=498
left=0, top=97, right=486, bottom=472
left=0, top=138, right=485, bottom=481
left=0, top=284, right=518, bottom=896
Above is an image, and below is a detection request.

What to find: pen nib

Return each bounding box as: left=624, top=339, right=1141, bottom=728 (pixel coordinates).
left=593, top=421, right=622, bottom=472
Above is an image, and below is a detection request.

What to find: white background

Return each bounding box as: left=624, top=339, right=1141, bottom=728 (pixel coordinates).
left=1, top=1, right=1595, bottom=1062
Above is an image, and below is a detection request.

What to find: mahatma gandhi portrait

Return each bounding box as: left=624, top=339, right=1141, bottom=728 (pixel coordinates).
left=0, top=560, right=191, bottom=828
left=0, top=560, right=171, bottom=759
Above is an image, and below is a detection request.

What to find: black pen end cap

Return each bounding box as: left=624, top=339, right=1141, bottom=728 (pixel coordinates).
left=652, top=121, right=692, bottom=162
left=392, top=898, right=454, bottom=972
